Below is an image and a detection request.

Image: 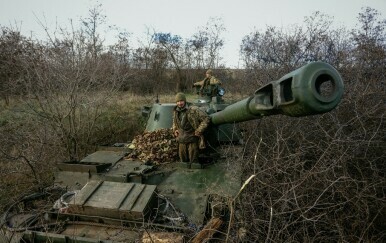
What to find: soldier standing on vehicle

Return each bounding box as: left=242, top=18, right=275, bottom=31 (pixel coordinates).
left=172, top=92, right=210, bottom=168
left=193, top=69, right=223, bottom=102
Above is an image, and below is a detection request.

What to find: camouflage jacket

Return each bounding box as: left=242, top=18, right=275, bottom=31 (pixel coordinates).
left=172, top=104, right=210, bottom=143
left=193, top=76, right=222, bottom=87
left=193, top=76, right=222, bottom=97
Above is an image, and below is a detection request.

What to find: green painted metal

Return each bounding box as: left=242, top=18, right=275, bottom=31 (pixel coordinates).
left=156, top=161, right=241, bottom=225
left=210, top=61, right=344, bottom=125
left=145, top=103, right=175, bottom=131
left=67, top=181, right=156, bottom=221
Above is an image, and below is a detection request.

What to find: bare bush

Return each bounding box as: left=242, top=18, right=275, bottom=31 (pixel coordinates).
left=233, top=12, right=385, bottom=240
left=228, top=76, right=385, bottom=242
left=0, top=107, right=59, bottom=210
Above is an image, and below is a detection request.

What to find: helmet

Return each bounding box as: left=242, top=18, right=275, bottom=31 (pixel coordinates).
left=206, top=69, right=213, bottom=75
left=175, top=92, right=186, bottom=102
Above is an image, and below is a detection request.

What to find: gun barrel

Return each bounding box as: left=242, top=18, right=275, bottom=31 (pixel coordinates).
left=210, top=61, right=344, bottom=125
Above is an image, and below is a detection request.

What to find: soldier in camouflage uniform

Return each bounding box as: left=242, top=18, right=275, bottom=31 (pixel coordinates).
left=193, top=69, right=223, bottom=102
left=172, top=92, right=210, bottom=168
left=193, top=69, right=222, bottom=96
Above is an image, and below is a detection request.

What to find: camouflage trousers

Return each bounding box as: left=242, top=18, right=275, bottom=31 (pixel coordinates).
left=178, top=142, right=199, bottom=166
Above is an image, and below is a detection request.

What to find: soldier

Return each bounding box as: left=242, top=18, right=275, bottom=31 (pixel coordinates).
left=172, top=92, right=210, bottom=168
left=193, top=69, right=223, bottom=102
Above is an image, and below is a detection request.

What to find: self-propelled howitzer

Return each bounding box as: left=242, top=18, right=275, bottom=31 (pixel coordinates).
left=1, top=61, right=344, bottom=243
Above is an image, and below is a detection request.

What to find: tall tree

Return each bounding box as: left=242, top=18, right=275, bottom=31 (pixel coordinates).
left=188, top=17, right=226, bottom=69
left=153, top=32, right=184, bottom=92
left=351, top=7, right=386, bottom=82
left=81, top=3, right=106, bottom=61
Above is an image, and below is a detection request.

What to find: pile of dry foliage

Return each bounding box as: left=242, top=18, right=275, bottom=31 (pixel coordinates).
left=125, top=128, right=179, bottom=164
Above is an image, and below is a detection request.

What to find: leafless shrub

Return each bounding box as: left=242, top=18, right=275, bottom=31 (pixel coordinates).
left=228, top=78, right=385, bottom=242
left=0, top=107, right=60, bottom=210
left=232, top=9, right=385, bottom=240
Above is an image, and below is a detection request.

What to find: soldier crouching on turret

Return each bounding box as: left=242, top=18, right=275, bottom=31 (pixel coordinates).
left=172, top=92, right=210, bottom=169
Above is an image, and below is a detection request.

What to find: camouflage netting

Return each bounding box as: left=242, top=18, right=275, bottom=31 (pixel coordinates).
left=125, top=128, right=179, bottom=164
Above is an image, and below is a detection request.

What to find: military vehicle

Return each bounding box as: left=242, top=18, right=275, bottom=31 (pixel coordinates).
left=1, top=61, right=343, bottom=242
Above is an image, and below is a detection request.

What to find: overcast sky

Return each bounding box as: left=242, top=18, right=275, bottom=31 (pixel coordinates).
left=1, top=0, right=385, bottom=67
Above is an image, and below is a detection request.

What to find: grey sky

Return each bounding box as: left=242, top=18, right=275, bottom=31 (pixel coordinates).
left=1, top=0, right=385, bottom=67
